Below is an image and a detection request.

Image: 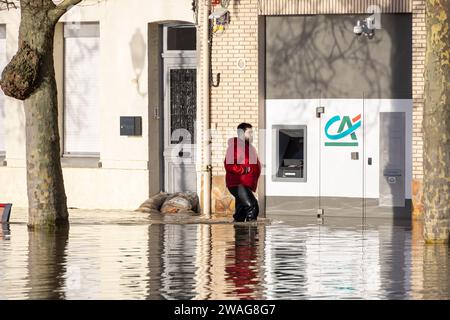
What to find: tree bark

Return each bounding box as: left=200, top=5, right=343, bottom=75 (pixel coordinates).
left=423, top=0, right=450, bottom=243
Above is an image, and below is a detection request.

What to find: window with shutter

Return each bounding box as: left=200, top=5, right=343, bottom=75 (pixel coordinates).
left=63, top=22, right=100, bottom=156
left=0, top=25, right=6, bottom=157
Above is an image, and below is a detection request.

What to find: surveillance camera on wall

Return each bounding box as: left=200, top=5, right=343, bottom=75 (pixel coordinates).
left=353, top=20, right=363, bottom=36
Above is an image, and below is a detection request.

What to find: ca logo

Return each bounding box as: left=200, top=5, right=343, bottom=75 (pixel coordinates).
left=325, top=115, right=361, bottom=147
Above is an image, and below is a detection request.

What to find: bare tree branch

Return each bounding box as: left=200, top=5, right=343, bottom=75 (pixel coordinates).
left=48, top=0, right=82, bottom=22
left=0, top=0, right=18, bottom=10
left=55, top=0, right=82, bottom=11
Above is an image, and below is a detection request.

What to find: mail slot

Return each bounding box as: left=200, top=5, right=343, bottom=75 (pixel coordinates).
left=120, top=117, right=142, bottom=136
left=273, top=125, right=307, bottom=181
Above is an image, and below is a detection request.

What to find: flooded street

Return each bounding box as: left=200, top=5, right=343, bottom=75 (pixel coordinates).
left=0, top=210, right=449, bottom=300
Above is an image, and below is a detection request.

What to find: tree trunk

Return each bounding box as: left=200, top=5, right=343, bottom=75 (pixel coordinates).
left=423, top=0, right=450, bottom=243
left=23, top=6, right=68, bottom=229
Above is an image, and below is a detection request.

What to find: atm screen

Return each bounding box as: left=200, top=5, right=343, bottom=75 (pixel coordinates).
left=273, top=125, right=306, bottom=181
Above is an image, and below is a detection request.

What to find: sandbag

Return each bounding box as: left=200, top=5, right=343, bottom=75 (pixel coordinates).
left=135, top=191, right=169, bottom=212
left=160, top=195, right=192, bottom=214
left=180, top=191, right=199, bottom=213
left=136, top=191, right=200, bottom=214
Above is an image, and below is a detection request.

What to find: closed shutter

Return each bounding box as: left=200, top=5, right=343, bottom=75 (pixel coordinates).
left=63, top=22, right=100, bottom=155
left=0, top=25, right=6, bottom=155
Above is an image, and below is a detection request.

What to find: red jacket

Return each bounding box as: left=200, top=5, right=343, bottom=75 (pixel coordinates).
left=224, top=137, right=261, bottom=192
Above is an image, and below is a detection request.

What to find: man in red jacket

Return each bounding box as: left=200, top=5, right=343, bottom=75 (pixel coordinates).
left=224, top=123, right=261, bottom=222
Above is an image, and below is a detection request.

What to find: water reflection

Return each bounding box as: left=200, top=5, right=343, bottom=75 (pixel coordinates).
left=224, top=225, right=262, bottom=299
left=28, top=228, right=69, bottom=299
left=1, top=223, right=10, bottom=240
left=159, top=224, right=199, bottom=300
left=0, top=218, right=449, bottom=299
left=410, top=219, right=450, bottom=299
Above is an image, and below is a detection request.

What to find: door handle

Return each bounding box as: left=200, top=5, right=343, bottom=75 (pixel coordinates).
left=178, top=150, right=191, bottom=158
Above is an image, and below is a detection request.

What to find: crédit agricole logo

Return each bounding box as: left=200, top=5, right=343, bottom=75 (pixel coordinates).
left=324, top=114, right=362, bottom=147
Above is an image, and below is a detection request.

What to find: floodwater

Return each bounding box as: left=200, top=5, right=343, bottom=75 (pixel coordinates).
left=0, top=210, right=449, bottom=300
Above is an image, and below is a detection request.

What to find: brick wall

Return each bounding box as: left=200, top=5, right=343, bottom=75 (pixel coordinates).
left=209, top=0, right=259, bottom=177
left=206, top=0, right=260, bottom=214
left=412, top=0, right=426, bottom=217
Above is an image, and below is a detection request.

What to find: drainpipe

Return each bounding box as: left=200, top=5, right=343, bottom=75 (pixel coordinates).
left=201, top=0, right=212, bottom=217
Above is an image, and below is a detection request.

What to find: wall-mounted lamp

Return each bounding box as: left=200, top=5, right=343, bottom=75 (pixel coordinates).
left=209, top=7, right=230, bottom=34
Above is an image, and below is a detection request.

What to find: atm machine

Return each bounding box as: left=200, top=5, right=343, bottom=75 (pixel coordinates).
left=273, top=125, right=307, bottom=182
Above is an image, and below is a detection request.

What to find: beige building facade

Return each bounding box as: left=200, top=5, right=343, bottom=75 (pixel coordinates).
left=0, top=0, right=196, bottom=210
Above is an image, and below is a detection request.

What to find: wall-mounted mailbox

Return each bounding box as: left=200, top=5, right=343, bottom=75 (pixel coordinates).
left=120, top=117, right=142, bottom=136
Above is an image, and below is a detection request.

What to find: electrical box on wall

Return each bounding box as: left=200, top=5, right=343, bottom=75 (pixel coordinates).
left=120, top=117, right=142, bottom=136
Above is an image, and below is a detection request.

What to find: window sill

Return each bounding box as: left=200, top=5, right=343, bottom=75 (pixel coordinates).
left=61, top=156, right=102, bottom=168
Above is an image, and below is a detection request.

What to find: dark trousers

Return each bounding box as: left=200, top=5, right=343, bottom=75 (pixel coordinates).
left=228, top=185, right=259, bottom=222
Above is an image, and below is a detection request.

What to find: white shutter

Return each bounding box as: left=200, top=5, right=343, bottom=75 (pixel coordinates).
left=0, top=25, right=6, bottom=155
left=64, top=23, right=100, bottom=155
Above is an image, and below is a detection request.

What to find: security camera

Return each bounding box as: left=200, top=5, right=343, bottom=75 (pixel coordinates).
left=353, top=20, right=363, bottom=35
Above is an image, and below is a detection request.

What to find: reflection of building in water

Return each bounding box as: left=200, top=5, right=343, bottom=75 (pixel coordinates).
left=153, top=224, right=266, bottom=300
left=159, top=224, right=200, bottom=300
left=263, top=225, right=307, bottom=299
left=0, top=225, right=29, bottom=299
left=150, top=224, right=267, bottom=300
left=147, top=224, right=210, bottom=299
left=63, top=225, right=149, bottom=299
left=378, top=223, right=410, bottom=299
left=194, top=224, right=225, bottom=300
left=1, top=219, right=447, bottom=299
left=147, top=224, right=164, bottom=299
left=263, top=224, right=385, bottom=299
left=304, top=226, right=381, bottom=299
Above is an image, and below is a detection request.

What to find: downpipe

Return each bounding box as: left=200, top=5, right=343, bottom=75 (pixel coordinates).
left=201, top=0, right=211, bottom=218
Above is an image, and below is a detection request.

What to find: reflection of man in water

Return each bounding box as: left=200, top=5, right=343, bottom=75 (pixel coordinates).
left=225, top=225, right=259, bottom=299
left=224, top=123, right=261, bottom=222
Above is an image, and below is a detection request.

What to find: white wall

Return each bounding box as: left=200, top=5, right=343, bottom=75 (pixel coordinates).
left=0, top=0, right=194, bottom=209
left=265, top=99, right=413, bottom=199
